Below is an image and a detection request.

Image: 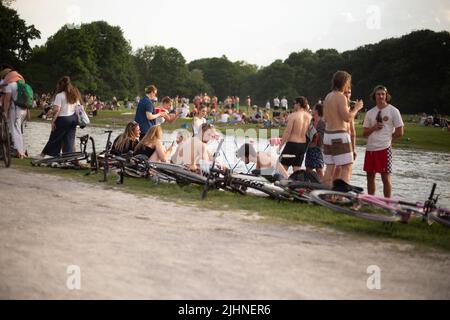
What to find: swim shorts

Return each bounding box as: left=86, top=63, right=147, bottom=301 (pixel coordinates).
left=280, top=142, right=308, bottom=167
left=363, top=146, right=392, bottom=173
left=323, top=130, right=353, bottom=166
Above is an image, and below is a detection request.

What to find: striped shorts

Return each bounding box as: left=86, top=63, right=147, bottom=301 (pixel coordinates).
left=323, top=130, right=353, bottom=166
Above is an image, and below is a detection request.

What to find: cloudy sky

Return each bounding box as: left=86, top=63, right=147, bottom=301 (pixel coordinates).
left=12, top=0, right=450, bottom=66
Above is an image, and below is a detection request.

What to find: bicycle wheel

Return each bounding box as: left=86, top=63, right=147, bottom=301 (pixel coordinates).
left=309, top=190, right=402, bottom=222
left=280, top=180, right=330, bottom=202
left=227, top=175, right=292, bottom=200
left=0, top=114, right=11, bottom=167
left=151, top=162, right=207, bottom=186
left=429, top=207, right=450, bottom=227
left=31, top=152, right=87, bottom=167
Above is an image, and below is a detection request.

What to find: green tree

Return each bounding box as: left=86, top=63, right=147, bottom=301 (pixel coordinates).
left=24, top=21, right=138, bottom=100
left=186, top=69, right=214, bottom=97
left=188, top=56, right=241, bottom=100
left=251, top=60, right=297, bottom=105
left=135, top=45, right=189, bottom=97
left=0, top=1, right=40, bottom=66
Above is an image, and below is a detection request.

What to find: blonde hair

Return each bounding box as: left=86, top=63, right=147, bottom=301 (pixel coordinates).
left=176, top=129, right=191, bottom=143
left=135, top=125, right=162, bottom=152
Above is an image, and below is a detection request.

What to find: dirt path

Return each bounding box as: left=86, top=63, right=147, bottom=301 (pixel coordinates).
left=0, top=169, right=449, bottom=299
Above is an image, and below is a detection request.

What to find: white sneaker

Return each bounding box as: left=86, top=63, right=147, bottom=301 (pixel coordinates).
left=31, top=154, right=52, bottom=160
left=31, top=154, right=45, bottom=160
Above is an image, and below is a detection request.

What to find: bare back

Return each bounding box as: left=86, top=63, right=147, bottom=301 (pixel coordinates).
left=285, top=110, right=312, bottom=143
left=323, top=91, right=348, bottom=131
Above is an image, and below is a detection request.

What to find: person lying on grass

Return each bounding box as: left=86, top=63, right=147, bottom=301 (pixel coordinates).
left=236, top=143, right=289, bottom=179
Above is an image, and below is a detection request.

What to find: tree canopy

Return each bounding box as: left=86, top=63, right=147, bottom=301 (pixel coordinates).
left=0, top=1, right=40, bottom=66
left=3, top=3, right=449, bottom=114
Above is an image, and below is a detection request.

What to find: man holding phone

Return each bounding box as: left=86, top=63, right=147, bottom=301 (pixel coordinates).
left=362, top=85, right=404, bottom=198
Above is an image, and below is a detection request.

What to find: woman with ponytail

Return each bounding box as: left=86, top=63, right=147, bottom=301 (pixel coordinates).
left=39, top=76, right=82, bottom=157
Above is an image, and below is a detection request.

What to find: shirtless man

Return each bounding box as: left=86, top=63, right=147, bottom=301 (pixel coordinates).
left=322, top=71, right=363, bottom=186
left=278, top=96, right=312, bottom=172
left=332, top=88, right=358, bottom=181
left=171, top=123, right=218, bottom=171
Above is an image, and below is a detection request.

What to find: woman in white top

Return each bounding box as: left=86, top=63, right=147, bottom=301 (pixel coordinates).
left=192, top=105, right=207, bottom=136
left=40, top=76, right=83, bottom=156
left=218, top=108, right=231, bottom=123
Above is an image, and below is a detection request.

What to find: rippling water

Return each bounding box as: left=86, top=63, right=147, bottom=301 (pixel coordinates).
left=22, top=121, right=450, bottom=207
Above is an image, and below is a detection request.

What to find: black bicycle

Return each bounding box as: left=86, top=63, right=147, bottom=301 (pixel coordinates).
left=31, top=134, right=97, bottom=170
left=98, top=130, right=114, bottom=182
left=0, top=110, right=11, bottom=168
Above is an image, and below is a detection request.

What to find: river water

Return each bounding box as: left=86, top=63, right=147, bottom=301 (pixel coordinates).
left=22, top=121, right=450, bottom=207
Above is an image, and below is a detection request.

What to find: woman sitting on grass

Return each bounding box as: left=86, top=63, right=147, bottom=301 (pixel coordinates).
left=134, top=125, right=173, bottom=162
left=170, top=130, right=191, bottom=163
left=111, top=121, right=141, bottom=155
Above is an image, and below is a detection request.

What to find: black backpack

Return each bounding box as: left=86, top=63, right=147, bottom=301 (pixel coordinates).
left=288, top=170, right=321, bottom=183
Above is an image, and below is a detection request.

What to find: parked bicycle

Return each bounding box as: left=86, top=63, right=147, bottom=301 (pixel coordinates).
left=309, top=183, right=450, bottom=225
left=0, top=110, right=11, bottom=168
left=31, top=134, right=97, bottom=171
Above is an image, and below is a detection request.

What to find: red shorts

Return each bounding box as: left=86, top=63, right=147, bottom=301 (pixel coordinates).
left=363, top=146, right=392, bottom=173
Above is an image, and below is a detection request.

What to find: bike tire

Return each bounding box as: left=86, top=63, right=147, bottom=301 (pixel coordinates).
left=429, top=207, right=450, bottom=227
left=226, top=176, right=292, bottom=200
left=280, top=180, right=330, bottom=202
left=1, top=114, right=11, bottom=167
left=31, top=152, right=87, bottom=166
left=150, top=162, right=207, bottom=186
left=309, top=190, right=402, bottom=222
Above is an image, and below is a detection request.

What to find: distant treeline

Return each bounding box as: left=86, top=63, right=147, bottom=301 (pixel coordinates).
left=1, top=2, right=449, bottom=114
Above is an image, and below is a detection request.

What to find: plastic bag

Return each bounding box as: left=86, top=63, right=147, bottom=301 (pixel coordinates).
left=75, top=104, right=90, bottom=128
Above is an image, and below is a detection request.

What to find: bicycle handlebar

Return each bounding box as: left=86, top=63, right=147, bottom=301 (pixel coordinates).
left=428, top=183, right=437, bottom=201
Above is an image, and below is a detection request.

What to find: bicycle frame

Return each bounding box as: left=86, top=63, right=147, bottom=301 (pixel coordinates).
left=355, top=185, right=439, bottom=217
left=99, top=130, right=114, bottom=182
left=0, top=111, right=11, bottom=167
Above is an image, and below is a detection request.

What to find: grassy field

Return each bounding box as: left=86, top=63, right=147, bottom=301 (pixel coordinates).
left=30, top=108, right=450, bottom=152
left=9, top=158, right=450, bottom=252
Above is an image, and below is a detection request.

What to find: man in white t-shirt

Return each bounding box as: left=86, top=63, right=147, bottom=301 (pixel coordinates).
left=273, top=97, right=280, bottom=109
left=180, top=98, right=190, bottom=118
left=362, top=85, right=404, bottom=198
left=280, top=96, right=288, bottom=110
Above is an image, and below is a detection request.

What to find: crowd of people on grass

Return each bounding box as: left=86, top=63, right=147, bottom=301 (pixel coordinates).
left=2, top=63, right=449, bottom=197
